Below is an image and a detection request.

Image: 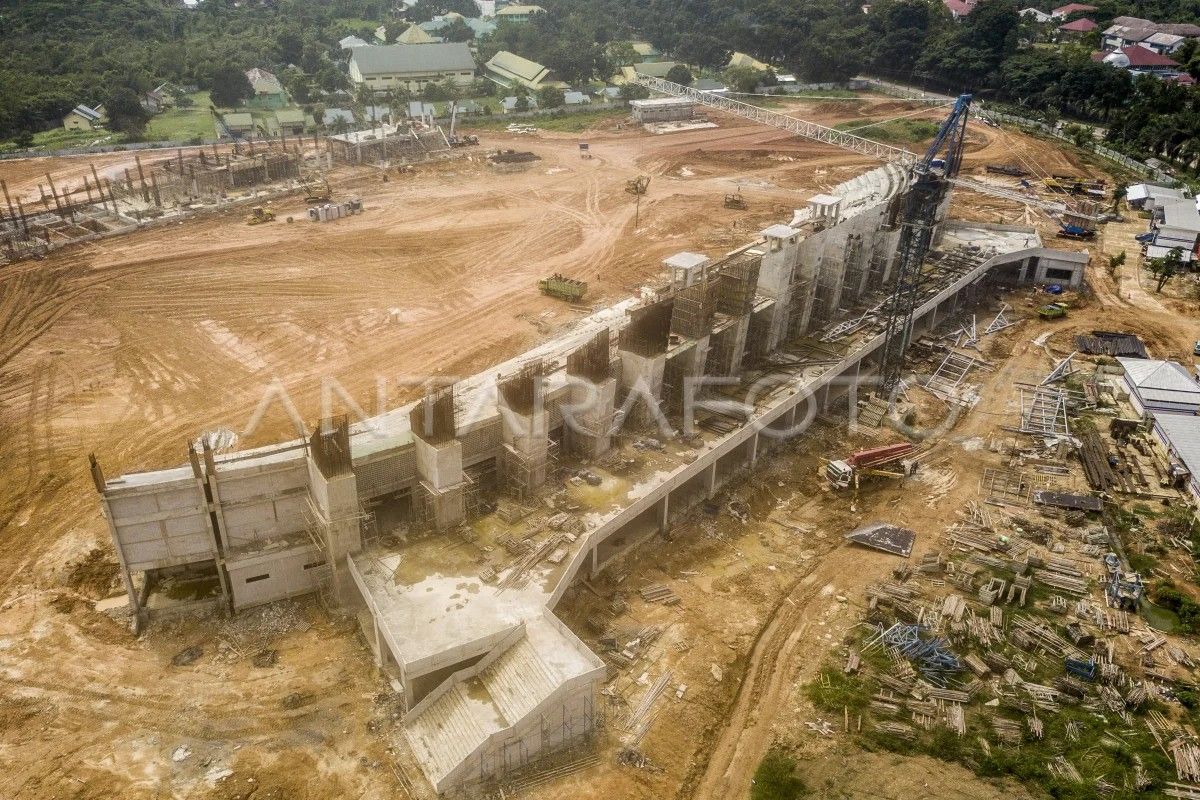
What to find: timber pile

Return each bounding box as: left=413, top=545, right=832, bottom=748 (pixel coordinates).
left=1078, top=428, right=1119, bottom=492
left=640, top=584, right=680, bottom=605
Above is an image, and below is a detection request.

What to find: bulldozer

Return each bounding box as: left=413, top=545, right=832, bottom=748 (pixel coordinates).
left=724, top=190, right=746, bottom=210
left=245, top=206, right=275, bottom=225
left=625, top=175, right=650, bottom=196
left=303, top=179, right=332, bottom=204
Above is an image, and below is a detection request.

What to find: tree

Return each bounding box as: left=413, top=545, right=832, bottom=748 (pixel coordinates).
left=674, top=34, right=731, bottom=70
left=104, top=87, right=151, bottom=136
left=514, top=94, right=530, bottom=112
left=723, top=65, right=762, bottom=94
left=619, top=83, right=650, bottom=103
left=1148, top=247, right=1184, bottom=292
left=1063, top=122, right=1092, bottom=148
left=439, top=18, right=476, bottom=43
left=210, top=66, right=253, bottom=108
left=1111, top=182, right=1127, bottom=214
left=608, top=41, right=638, bottom=69
left=666, top=63, right=694, bottom=86
left=538, top=86, right=565, bottom=108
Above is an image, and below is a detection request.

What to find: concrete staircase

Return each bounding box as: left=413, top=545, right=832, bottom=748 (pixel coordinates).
left=404, top=681, right=498, bottom=788
left=480, top=632, right=562, bottom=724
left=402, top=617, right=595, bottom=792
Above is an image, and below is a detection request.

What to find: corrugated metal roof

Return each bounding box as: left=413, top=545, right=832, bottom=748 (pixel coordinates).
left=1113, top=357, right=1200, bottom=395
left=1155, top=414, right=1200, bottom=476
left=487, top=51, right=549, bottom=83
left=351, top=43, right=474, bottom=76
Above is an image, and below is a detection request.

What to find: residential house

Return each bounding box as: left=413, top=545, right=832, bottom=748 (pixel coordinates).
left=595, top=86, right=622, bottom=101
left=374, top=25, right=388, bottom=43
left=273, top=108, right=307, bottom=135
left=727, top=51, right=771, bottom=71
left=485, top=50, right=564, bottom=90
left=1058, top=17, right=1097, bottom=37
left=340, top=35, right=370, bottom=50
left=1097, top=45, right=1183, bottom=76
left=397, top=24, right=438, bottom=44
left=407, top=100, right=439, bottom=120
left=943, top=0, right=977, bottom=20
left=495, top=4, right=545, bottom=23
left=322, top=108, right=355, bottom=127
left=455, top=99, right=483, bottom=114
left=1051, top=3, right=1097, bottom=18
left=618, top=61, right=680, bottom=83
left=421, top=13, right=496, bottom=39
left=363, top=105, right=393, bottom=122
left=693, top=78, right=728, bottom=93
left=62, top=104, right=104, bottom=132
left=1103, top=16, right=1200, bottom=53
left=501, top=95, right=538, bottom=113
left=630, top=41, right=661, bottom=63
left=220, top=112, right=256, bottom=138
left=245, top=68, right=288, bottom=109
left=141, top=83, right=176, bottom=113
left=1020, top=8, right=1053, bottom=23
left=563, top=90, right=590, bottom=105
left=349, top=43, right=476, bottom=91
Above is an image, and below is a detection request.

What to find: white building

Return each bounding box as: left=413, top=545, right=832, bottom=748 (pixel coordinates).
left=1118, top=357, right=1200, bottom=417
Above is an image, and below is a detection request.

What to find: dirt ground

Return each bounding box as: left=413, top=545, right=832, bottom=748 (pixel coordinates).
left=0, top=96, right=1167, bottom=799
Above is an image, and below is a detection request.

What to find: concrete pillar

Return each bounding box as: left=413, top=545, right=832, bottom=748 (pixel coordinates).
left=706, top=462, right=717, bottom=499
left=750, top=432, right=760, bottom=467
left=568, top=377, right=617, bottom=459
left=499, top=390, right=550, bottom=496
left=413, top=434, right=466, bottom=530
left=658, top=495, right=669, bottom=533
left=618, top=349, right=667, bottom=426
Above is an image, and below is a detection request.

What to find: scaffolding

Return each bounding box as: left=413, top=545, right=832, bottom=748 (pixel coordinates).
left=1018, top=384, right=1071, bottom=436
left=669, top=280, right=714, bottom=339
left=504, top=440, right=559, bottom=503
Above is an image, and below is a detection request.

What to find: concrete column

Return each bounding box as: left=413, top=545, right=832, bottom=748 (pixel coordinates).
left=658, top=495, right=669, bottom=533
left=706, top=462, right=717, bottom=499
left=819, top=383, right=831, bottom=413
left=618, top=349, right=667, bottom=426
left=499, top=390, right=550, bottom=496
left=568, top=377, right=617, bottom=459
left=413, top=434, right=466, bottom=530
left=750, top=432, right=760, bottom=466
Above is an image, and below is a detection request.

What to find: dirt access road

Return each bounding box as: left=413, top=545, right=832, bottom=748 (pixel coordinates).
left=0, top=97, right=1108, bottom=798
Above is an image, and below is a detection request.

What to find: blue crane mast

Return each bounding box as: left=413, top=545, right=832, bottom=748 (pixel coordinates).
left=877, top=93, right=973, bottom=396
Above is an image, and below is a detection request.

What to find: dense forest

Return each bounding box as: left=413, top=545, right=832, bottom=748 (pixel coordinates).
left=1, top=0, right=1199, bottom=168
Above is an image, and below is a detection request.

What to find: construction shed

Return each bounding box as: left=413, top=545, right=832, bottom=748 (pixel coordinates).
left=630, top=97, right=694, bottom=123
left=1118, top=357, right=1200, bottom=417
left=1151, top=413, right=1200, bottom=504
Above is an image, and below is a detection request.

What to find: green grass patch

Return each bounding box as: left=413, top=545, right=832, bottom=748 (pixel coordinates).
left=834, top=118, right=938, bottom=145
left=804, top=666, right=872, bottom=713
left=751, top=749, right=809, bottom=800
left=145, top=91, right=217, bottom=142
left=462, top=107, right=627, bottom=133
left=0, top=126, right=125, bottom=153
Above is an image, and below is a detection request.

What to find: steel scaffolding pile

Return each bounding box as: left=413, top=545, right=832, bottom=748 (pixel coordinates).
left=1018, top=384, right=1071, bottom=436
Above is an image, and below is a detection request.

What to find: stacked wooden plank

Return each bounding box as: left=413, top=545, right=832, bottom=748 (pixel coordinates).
left=640, top=584, right=680, bottom=605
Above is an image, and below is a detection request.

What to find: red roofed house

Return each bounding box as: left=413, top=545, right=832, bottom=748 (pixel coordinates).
left=1094, top=45, right=1183, bottom=76
left=943, top=0, right=977, bottom=19
left=1058, top=17, right=1098, bottom=37
left=1052, top=3, right=1097, bottom=18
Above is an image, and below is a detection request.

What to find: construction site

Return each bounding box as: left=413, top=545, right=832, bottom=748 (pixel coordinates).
left=4, top=83, right=1200, bottom=800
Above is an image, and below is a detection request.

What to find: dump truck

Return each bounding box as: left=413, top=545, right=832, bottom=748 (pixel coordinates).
left=826, top=442, right=918, bottom=489
left=245, top=206, right=275, bottom=225
left=538, top=274, right=587, bottom=303
left=1037, top=302, right=1068, bottom=320
left=724, top=191, right=746, bottom=209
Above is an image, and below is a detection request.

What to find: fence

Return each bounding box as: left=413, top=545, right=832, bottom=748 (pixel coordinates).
left=858, top=77, right=1176, bottom=185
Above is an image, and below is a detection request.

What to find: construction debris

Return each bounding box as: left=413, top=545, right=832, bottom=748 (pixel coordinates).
left=844, top=522, right=917, bottom=557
